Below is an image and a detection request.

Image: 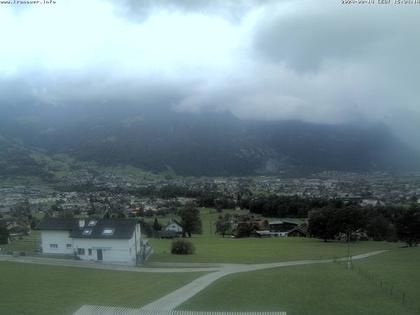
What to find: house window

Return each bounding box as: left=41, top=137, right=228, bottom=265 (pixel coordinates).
left=50, top=244, right=58, bottom=249
left=102, top=228, right=115, bottom=236
left=77, top=248, right=85, bottom=255
left=82, top=228, right=92, bottom=236
left=88, top=249, right=92, bottom=256
left=66, top=244, right=72, bottom=249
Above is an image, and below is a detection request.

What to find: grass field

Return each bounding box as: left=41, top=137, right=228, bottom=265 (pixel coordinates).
left=148, top=208, right=399, bottom=264
left=0, top=262, right=204, bottom=315
left=1, top=209, right=418, bottom=315
left=179, top=247, right=420, bottom=315
left=355, top=247, right=420, bottom=312
left=3, top=211, right=402, bottom=265
left=148, top=237, right=400, bottom=263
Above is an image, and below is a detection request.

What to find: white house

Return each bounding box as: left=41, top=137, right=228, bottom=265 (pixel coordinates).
left=37, top=218, right=149, bottom=266
left=164, top=219, right=183, bottom=233
left=158, top=219, right=183, bottom=238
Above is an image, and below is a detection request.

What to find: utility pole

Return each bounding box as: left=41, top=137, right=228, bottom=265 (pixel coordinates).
left=347, top=231, right=352, bottom=270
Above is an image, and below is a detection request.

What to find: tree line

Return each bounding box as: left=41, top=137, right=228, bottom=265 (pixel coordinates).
left=308, top=204, right=420, bottom=246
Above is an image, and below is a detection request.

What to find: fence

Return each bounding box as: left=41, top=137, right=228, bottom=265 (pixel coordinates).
left=333, top=258, right=420, bottom=315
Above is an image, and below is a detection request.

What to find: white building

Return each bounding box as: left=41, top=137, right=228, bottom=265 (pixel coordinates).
left=163, top=219, right=183, bottom=233
left=38, top=218, right=149, bottom=266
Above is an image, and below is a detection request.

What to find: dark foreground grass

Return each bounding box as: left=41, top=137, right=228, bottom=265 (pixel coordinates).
left=149, top=237, right=400, bottom=263
left=179, top=254, right=418, bottom=315
left=0, top=262, right=204, bottom=315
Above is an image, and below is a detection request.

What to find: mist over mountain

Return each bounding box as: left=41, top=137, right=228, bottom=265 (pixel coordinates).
left=0, top=103, right=418, bottom=177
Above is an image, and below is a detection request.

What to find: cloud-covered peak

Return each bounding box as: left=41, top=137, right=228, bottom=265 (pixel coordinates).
left=0, top=0, right=419, bottom=149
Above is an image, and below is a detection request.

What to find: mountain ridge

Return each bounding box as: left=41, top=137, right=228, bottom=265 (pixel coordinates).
left=0, top=103, right=418, bottom=177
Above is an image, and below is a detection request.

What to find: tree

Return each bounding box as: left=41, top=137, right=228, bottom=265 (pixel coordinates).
left=365, top=211, right=395, bottom=241
left=395, top=206, right=420, bottom=247
left=153, top=218, right=161, bottom=232
left=336, top=206, right=367, bottom=242
left=308, top=207, right=339, bottom=242
left=139, top=219, right=153, bottom=238
left=178, top=204, right=202, bottom=237
left=0, top=224, right=9, bottom=245
left=215, top=214, right=232, bottom=238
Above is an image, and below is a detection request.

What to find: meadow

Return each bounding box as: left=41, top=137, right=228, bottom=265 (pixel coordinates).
left=148, top=237, right=400, bottom=264
left=1, top=207, right=415, bottom=315
left=179, top=247, right=420, bottom=315
left=147, top=208, right=400, bottom=264
left=0, top=262, right=204, bottom=315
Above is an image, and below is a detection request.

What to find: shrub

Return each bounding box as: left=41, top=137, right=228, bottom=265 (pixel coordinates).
left=171, top=239, right=195, bottom=255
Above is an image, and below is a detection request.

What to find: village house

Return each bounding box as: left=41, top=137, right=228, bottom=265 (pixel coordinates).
left=164, top=219, right=183, bottom=233
left=158, top=219, right=183, bottom=238
left=37, top=218, right=150, bottom=266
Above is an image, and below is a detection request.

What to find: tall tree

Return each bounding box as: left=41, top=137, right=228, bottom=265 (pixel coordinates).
left=153, top=218, right=161, bottom=232
left=336, top=206, right=367, bottom=241
left=308, top=207, right=338, bottom=242
left=395, top=206, right=420, bottom=247
left=178, top=204, right=202, bottom=238
left=0, top=224, right=9, bottom=245
left=215, top=214, right=232, bottom=238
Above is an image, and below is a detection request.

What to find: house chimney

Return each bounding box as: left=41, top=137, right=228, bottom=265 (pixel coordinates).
left=79, top=219, right=85, bottom=229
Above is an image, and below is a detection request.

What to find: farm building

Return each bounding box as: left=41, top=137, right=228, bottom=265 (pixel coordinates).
left=254, top=220, right=306, bottom=237
left=269, top=220, right=299, bottom=232
left=158, top=219, right=183, bottom=238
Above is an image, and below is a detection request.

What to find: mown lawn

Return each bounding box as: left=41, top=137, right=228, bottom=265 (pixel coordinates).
left=148, top=208, right=398, bottom=264
left=179, top=249, right=420, bottom=315
left=0, top=262, right=204, bottom=315
left=149, top=237, right=400, bottom=264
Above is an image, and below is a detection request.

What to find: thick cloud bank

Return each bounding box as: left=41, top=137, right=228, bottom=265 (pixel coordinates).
left=0, top=0, right=419, bottom=148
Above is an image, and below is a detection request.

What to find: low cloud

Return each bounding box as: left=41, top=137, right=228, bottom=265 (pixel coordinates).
left=0, top=0, right=419, bottom=148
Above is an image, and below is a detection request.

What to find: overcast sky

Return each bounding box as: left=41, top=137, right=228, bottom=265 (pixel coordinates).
left=0, top=0, right=419, bottom=148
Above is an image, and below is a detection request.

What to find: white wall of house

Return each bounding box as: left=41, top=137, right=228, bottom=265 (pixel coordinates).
left=41, top=230, right=74, bottom=255
left=73, top=238, right=136, bottom=265
left=165, top=223, right=182, bottom=233
left=128, top=223, right=141, bottom=260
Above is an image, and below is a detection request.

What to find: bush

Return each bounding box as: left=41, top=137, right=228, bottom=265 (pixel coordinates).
left=171, top=239, right=195, bottom=255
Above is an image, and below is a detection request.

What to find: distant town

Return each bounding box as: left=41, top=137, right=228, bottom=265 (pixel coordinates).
left=1, top=169, right=419, bottom=239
